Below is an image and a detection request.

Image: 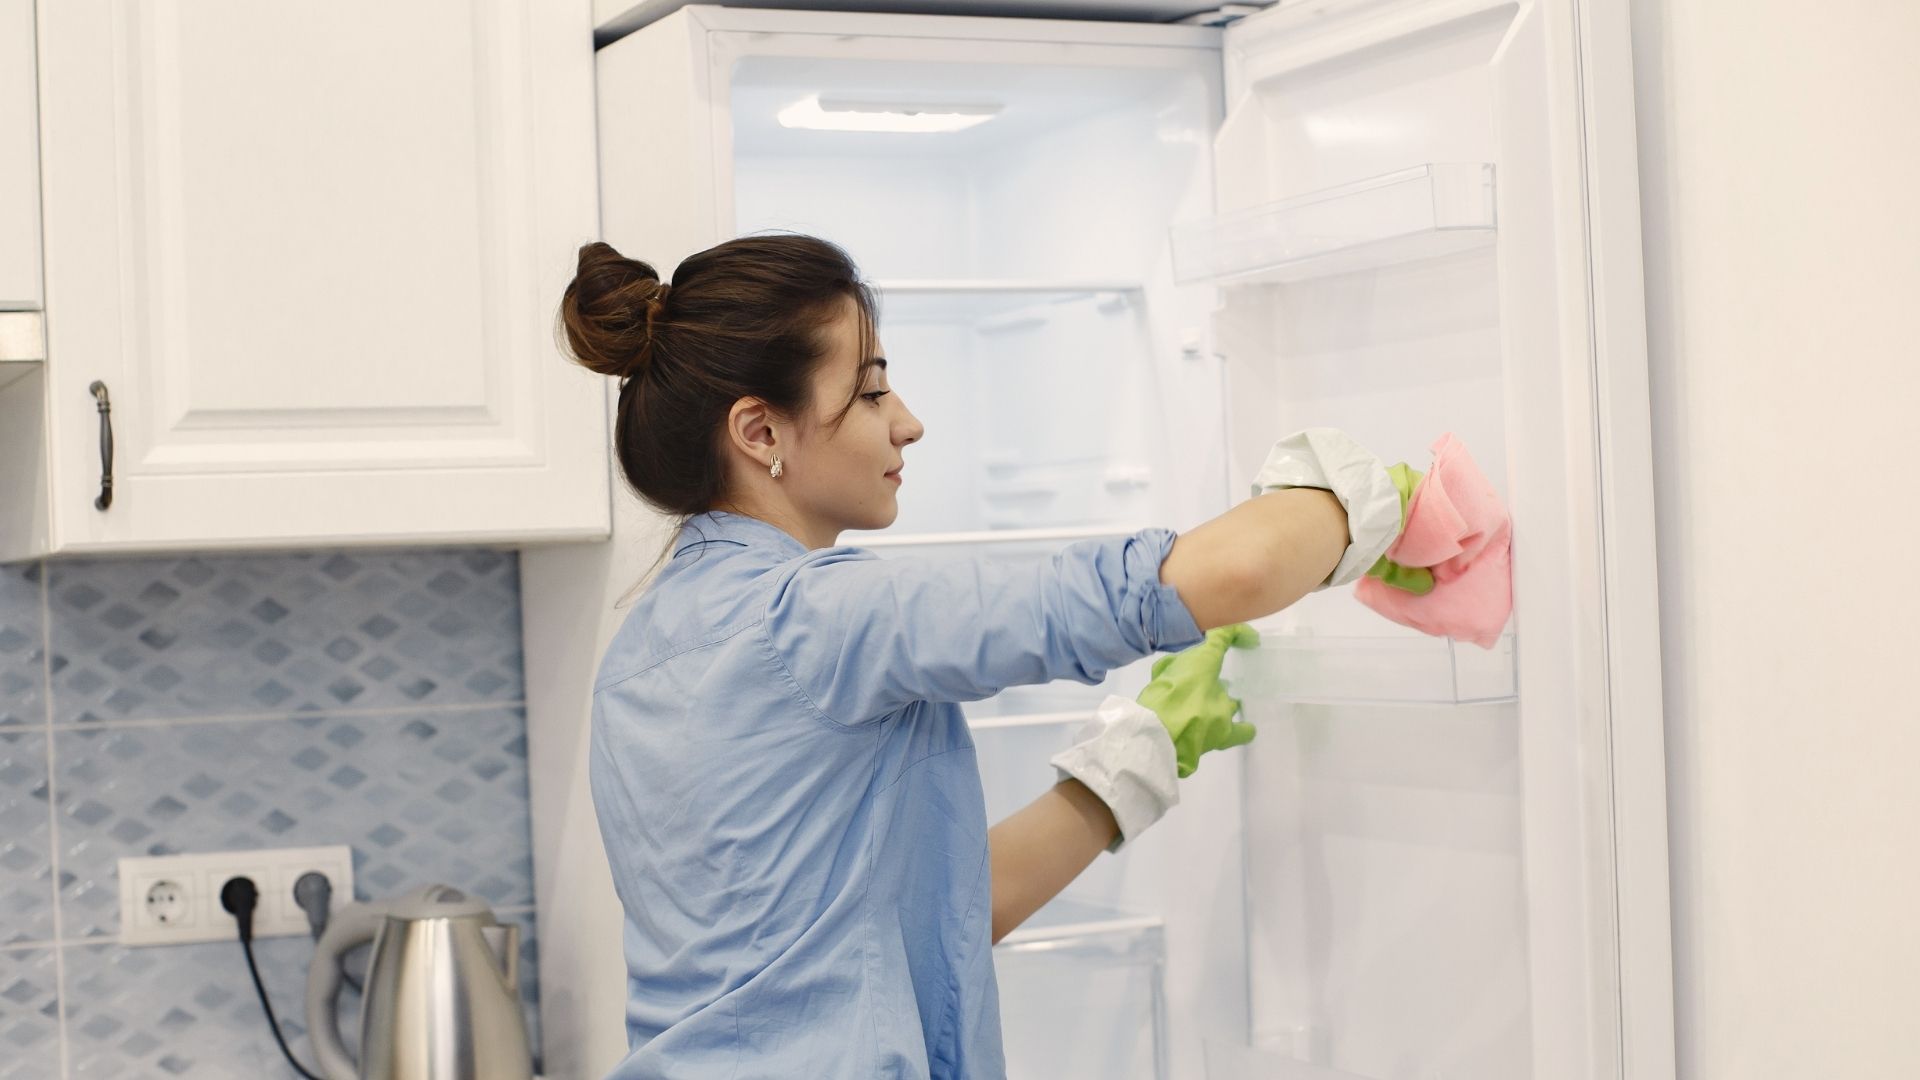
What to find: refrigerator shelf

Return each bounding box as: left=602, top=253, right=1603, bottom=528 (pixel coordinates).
left=874, top=279, right=1142, bottom=324
left=1170, top=163, right=1496, bottom=286
left=1228, top=628, right=1517, bottom=706
left=996, top=896, right=1165, bottom=960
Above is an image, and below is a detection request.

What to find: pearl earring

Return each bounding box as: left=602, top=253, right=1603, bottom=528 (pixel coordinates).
left=770, top=455, right=783, bottom=479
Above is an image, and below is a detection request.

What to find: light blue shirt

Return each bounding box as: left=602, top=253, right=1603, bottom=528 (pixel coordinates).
left=590, top=511, right=1202, bottom=1079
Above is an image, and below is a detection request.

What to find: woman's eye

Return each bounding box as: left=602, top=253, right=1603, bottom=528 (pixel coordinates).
left=862, top=390, right=891, bottom=403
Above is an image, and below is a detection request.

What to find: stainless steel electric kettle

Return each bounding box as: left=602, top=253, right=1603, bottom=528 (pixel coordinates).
left=306, top=884, right=532, bottom=1080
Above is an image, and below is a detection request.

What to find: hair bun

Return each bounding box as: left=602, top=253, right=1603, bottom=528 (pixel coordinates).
left=558, top=241, right=668, bottom=379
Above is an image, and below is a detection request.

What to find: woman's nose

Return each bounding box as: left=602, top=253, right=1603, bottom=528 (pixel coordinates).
left=897, top=399, right=925, bottom=445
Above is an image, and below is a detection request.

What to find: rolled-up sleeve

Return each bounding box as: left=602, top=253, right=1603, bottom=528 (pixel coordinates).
left=762, top=528, right=1203, bottom=726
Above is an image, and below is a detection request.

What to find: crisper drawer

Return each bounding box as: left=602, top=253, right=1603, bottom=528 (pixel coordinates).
left=996, top=897, right=1170, bottom=1080
left=0, top=0, right=40, bottom=310
left=975, top=718, right=1173, bottom=1080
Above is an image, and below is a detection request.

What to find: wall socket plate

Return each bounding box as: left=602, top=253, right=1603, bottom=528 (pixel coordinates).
left=117, top=846, right=354, bottom=946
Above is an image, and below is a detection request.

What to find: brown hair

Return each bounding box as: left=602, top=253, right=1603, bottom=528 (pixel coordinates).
left=557, top=234, right=879, bottom=516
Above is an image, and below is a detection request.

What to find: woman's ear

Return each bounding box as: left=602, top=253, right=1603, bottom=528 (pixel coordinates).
left=725, top=397, right=780, bottom=470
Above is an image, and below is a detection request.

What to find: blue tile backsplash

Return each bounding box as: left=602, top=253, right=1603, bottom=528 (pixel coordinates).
left=0, top=563, right=44, bottom=728
left=0, top=730, right=54, bottom=945
left=45, top=550, right=522, bottom=725
left=0, top=548, right=541, bottom=1078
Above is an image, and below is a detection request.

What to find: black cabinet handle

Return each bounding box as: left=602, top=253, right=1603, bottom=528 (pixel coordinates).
left=88, top=380, right=113, bottom=511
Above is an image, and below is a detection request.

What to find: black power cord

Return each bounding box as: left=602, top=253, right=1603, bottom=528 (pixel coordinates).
left=220, top=876, right=324, bottom=1080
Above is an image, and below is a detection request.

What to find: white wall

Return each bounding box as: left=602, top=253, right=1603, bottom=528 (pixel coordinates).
left=1630, top=2, right=1920, bottom=1076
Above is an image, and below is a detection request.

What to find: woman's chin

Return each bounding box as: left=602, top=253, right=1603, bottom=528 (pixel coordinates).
left=856, top=498, right=900, bottom=533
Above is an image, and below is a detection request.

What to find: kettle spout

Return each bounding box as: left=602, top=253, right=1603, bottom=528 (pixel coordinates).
left=480, top=923, right=519, bottom=985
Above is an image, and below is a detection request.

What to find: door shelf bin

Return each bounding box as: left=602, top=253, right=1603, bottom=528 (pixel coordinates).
left=1170, top=163, right=1496, bottom=285
left=996, top=898, right=1171, bottom=1080
left=1226, top=630, right=1516, bottom=706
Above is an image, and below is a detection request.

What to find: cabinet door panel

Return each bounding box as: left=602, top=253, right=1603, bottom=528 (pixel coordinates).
left=39, top=0, right=606, bottom=551
left=0, top=0, right=40, bottom=309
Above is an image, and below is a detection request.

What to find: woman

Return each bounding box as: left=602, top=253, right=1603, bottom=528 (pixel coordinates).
left=558, top=234, right=1406, bottom=1079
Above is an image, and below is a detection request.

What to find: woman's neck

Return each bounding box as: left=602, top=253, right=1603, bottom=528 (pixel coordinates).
left=709, top=497, right=839, bottom=551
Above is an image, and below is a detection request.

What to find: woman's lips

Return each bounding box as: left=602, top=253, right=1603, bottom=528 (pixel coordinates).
left=885, top=467, right=903, bottom=484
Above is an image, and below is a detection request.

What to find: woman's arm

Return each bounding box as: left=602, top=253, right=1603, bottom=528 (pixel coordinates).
left=1158, top=487, right=1349, bottom=630
left=988, top=778, right=1118, bottom=944
left=764, top=527, right=1208, bottom=726
left=988, top=489, right=1350, bottom=938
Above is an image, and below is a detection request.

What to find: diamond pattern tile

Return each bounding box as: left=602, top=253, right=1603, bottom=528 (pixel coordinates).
left=47, top=549, right=523, bottom=724
left=54, top=709, right=533, bottom=938
left=0, top=947, right=60, bottom=1080
left=0, top=561, right=46, bottom=728
left=65, top=934, right=326, bottom=1079
left=63, top=915, right=541, bottom=1079
left=0, top=731, right=54, bottom=944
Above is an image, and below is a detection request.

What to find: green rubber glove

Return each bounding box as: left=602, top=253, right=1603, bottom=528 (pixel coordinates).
left=1136, top=623, right=1261, bottom=778
left=1365, top=462, right=1435, bottom=595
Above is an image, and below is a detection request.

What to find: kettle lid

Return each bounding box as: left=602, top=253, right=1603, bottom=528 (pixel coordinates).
left=382, top=884, right=496, bottom=922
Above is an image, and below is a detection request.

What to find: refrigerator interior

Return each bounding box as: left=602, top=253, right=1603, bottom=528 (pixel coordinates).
left=731, top=55, right=1225, bottom=543
left=731, top=49, right=1230, bottom=730
left=723, top=11, right=1533, bottom=1077
left=728, top=49, right=1238, bottom=1080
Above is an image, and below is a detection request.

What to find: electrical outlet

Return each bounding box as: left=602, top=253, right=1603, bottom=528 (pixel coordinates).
left=118, top=846, right=354, bottom=946
left=143, top=878, right=188, bottom=927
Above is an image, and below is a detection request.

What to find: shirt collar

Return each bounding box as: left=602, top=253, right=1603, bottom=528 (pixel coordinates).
left=672, top=511, right=810, bottom=559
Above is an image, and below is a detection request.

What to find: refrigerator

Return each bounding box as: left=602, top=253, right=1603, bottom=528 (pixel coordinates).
left=519, top=1, right=1672, bottom=1077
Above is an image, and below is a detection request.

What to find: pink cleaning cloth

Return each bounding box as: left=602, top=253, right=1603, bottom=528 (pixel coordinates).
left=1354, top=433, right=1513, bottom=649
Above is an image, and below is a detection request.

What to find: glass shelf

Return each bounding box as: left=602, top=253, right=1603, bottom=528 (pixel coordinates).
left=1226, top=629, right=1516, bottom=706
left=1170, top=163, right=1496, bottom=286
left=873, top=280, right=1142, bottom=325
left=996, top=896, right=1165, bottom=956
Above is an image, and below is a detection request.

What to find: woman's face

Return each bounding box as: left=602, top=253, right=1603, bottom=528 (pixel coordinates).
left=785, top=300, right=924, bottom=537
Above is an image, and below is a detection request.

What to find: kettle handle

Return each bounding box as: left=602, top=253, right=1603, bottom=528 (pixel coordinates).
left=305, top=899, right=387, bottom=1080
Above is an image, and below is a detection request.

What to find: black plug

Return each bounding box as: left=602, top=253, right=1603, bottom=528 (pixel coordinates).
left=221, top=873, right=322, bottom=1080
left=219, top=875, right=259, bottom=943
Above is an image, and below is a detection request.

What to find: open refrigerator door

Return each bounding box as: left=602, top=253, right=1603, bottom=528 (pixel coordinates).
left=1188, top=0, right=1670, bottom=1077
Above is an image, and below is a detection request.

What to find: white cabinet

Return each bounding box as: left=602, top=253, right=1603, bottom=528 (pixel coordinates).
left=1, top=0, right=609, bottom=559
left=0, top=0, right=41, bottom=311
